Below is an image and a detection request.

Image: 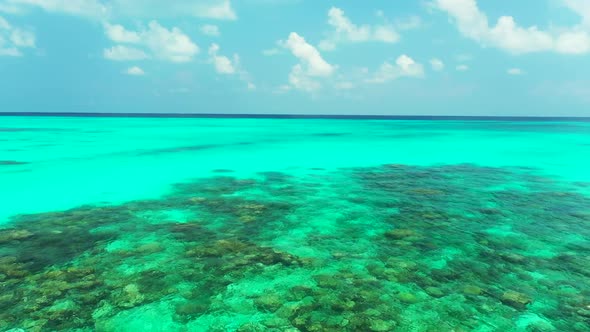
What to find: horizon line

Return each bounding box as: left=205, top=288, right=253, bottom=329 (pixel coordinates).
left=1, top=112, right=589, bottom=121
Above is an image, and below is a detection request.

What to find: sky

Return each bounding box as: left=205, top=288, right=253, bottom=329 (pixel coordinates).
left=0, top=0, right=590, bottom=116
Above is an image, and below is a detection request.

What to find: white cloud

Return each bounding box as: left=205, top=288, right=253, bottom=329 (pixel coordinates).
left=196, top=0, right=235, bottom=20
left=103, top=21, right=199, bottom=63
left=10, top=28, right=34, bottom=47
left=0, top=3, right=25, bottom=14
left=142, top=21, right=199, bottom=62
left=563, top=0, right=590, bottom=27
left=430, top=58, right=444, bottom=71
left=319, top=7, right=399, bottom=50
left=0, top=45, right=20, bottom=56
left=125, top=66, right=144, bottom=75
left=282, top=32, right=336, bottom=92
left=208, top=43, right=236, bottom=74
left=555, top=30, right=590, bottom=54
left=207, top=42, right=255, bottom=89
left=104, top=45, right=148, bottom=61
left=0, top=15, right=9, bottom=29
left=456, top=64, right=469, bottom=71
left=0, top=15, right=34, bottom=56
left=284, top=32, right=335, bottom=77
left=262, top=48, right=280, bottom=56
left=433, top=0, right=590, bottom=54
left=104, top=22, right=140, bottom=43
left=507, top=68, right=523, bottom=75
left=397, top=55, right=425, bottom=76
left=200, top=24, right=220, bottom=37
left=367, top=54, right=425, bottom=84
left=274, top=84, right=291, bottom=94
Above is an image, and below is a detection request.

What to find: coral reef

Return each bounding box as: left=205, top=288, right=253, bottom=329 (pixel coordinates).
left=1, top=164, right=590, bottom=331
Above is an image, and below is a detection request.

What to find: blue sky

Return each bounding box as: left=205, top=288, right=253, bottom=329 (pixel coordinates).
left=0, top=0, right=589, bottom=116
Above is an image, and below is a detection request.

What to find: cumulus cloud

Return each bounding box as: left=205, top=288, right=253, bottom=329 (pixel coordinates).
left=103, top=45, right=148, bottom=61
left=0, top=3, right=25, bottom=14
left=430, top=58, right=444, bottom=71
left=319, top=7, right=399, bottom=50
left=195, top=0, right=235, bottom=20
left=207, top=43, right=255, bottom=90
left=104, top=22, right=140, bottom=43
left=367, top=55, right=425, bottom=83
left=282, top=32, right=336, bottom=92
left=142, top=21, right=199, bottom=62
left=262, top=48, right=280, bottom=56
left=0, top=45, right=19, bottom=56
left=281, top=32, right=424, bottom=92
left=563, top=0, right=590, bottom=27
left=433, top=0, right=590, bottom=54
left=0, top=15, right=34, bottom=56
left=0, top=16, right=8, bottom=29
left=208, top=43, right=236, bottom=74
left=456, top=64, right=469, bottom=71
left=200, top=24, right=220, bottom=37
left=9, top=27, right=34, bottom=47
left=103, top=21, right=199, bottom=63
left=507, top=68, right=523, bottom=75
left=125, top=66, right=144, bottom=75
left=284, top=32, right=335, bottom=77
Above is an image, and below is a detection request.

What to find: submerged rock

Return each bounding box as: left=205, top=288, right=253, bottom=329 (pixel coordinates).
left=501, top=291, right=532, bottom=309
left=237, top=322, right=266, bottom=332
left=463, top=285, right=483, bottom=296
left=174, top=302, right=209, bottom=321
left=425, top=287, right=445, bottom=298
left=0, top=229, right=33, bottom=243
left=314, top=274, right=341, bottom=288
left=409, top=188, right=444, bottom=196
left=288, top=286, right=314, bottom=301
left=384, top=229, right=417, bottom=240
left=254, top=293, right=283, bottom=312
left=114, top=284, right=145, bottom=308
left=262, top=316, right=289, bottom=328
left=369, top=318, right=396, bottom=331
left=397, top=292, right=419, bottom=304
left=499, top=252, right=527, bottom=264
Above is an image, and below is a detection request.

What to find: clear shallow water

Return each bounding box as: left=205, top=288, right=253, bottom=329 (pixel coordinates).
left=1, top=116, right=590, bottom=331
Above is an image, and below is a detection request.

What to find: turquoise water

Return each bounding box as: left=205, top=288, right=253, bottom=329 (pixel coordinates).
left=1, top=116, right=590, bottom=331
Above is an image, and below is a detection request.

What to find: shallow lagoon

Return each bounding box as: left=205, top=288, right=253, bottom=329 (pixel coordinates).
left=1, top=116, right=590, bottom=331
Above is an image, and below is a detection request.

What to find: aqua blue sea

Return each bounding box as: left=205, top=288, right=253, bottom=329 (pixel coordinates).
left=1, top=116, right=590, bottom=331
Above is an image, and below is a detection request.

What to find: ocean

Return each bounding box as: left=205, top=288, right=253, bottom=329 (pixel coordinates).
left=1, top=115, right=589, bottom=331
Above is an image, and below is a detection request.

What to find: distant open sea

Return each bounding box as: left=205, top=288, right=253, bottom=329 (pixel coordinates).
left=1, top=114, right=589, bottom=331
